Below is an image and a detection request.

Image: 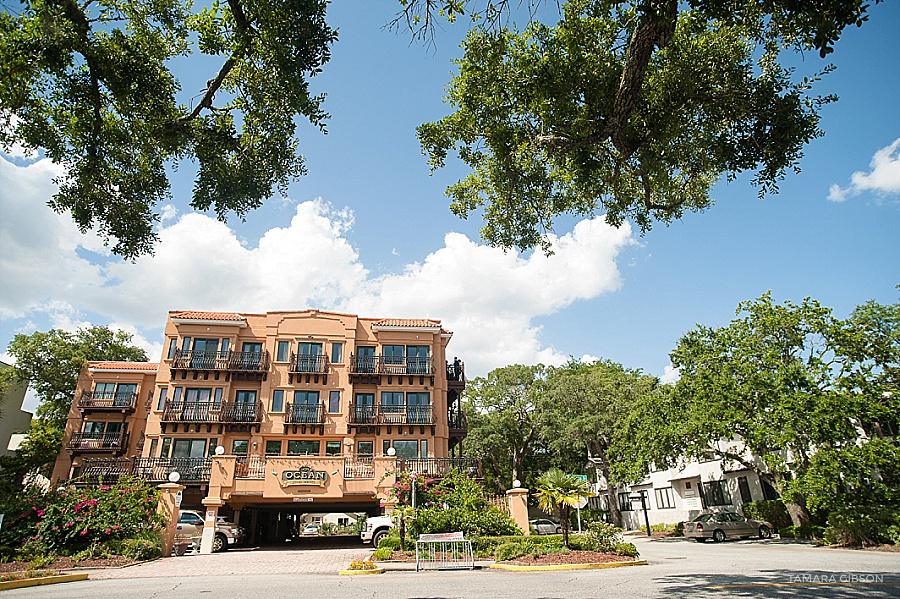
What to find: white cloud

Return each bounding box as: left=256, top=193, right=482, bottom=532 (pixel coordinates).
left=0, top=155, right=635, bottom=378
left=660, top=364, right=680, bottom=384
left=159, top=204, right=178, bottom=223
left=827, top=138, right=900, bottom=202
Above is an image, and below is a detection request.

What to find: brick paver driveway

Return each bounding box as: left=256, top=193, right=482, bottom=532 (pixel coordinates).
left=89, top=547, right=372, bottom=579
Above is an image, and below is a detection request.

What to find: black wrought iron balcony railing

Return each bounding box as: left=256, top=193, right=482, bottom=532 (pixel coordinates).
left=78, top=390, right=138, bottom=411
left=348, top=403, right=435, bottom=426
left=284, top=402, right=325, bottom=424
left=349, top=355, right=435, bottom=376
left=171, top=349, right=269, bottom=372
left=446, top=360, right=466, bottom=383
left=448, top=408, right=467, bottom=431
left=289, top=352, right=328, bottom=374
left=220, top=400, right=263, bottom=423
left=162, top=400, right=217, bottom=423
left=67, top=432, right=129, bottom=452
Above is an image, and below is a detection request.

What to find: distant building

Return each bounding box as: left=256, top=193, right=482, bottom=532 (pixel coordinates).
left=0, top=361, right=32, bottom=457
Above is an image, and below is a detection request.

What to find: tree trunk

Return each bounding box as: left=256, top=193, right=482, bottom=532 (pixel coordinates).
left=767, top=471, right=812, bottom=527
left=595, top=456, right=621, bottom=527
left=560, top=505, right=571, bottom=548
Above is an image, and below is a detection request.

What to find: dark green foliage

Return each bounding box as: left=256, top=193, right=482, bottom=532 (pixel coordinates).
left=778, top=525, right=825, bottom=539
left=823, top=504, right=899, bottom=547
left=377, top=536, right=401, bottom=551
left=372, top=546, right=393, bottom=560
left=493, top=542, right=526, bottom=561
left=613, top=542, right=639, bottom=558
left=416, top=0, right=873, bottom=252
left=742, top=500, right=793, bottom=531
left=410, top=505, right=520, bottom=538
left=0, top=0, right=337, bottom=258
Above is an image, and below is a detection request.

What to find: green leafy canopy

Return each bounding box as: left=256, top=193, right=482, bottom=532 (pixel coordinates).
left=416, top=0, right=877, bottom=252
left=0, top=0, right=336, bottom=259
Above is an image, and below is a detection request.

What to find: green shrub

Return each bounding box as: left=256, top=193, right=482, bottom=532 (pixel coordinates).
left=886, top=525, right=900, bottom=546
left=823, top=504, right=899, bottom=547
left=73, top=542, right=112, bottom=561
left=410, top=505, right=520, bottom=538
left=566, top=534, right=598, bottom=551
left=116, top=536, right=162, bottom=561
left=742, top=500, right=792, bottom=530
left=377, top=535, right=401, bottom=551
left=778, top=525, right=825, bottom=539
left=372, top=547, right=393, bottom=560
left=672, top=522, right=684, bottom=537
left=26, top=554, right=54, bottom=570
left=494, top=542, right=526, bottom=562
left=584, top=521, right=626, bottom=552
left=613, top=542, right=639, bottom=558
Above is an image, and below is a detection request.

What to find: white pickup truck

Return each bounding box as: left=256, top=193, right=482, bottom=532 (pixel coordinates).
left=360, top=515, right=394, bottom=546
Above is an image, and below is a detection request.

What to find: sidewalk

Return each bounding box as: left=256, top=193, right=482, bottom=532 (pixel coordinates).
left=86, top=547, right=373, bottom=579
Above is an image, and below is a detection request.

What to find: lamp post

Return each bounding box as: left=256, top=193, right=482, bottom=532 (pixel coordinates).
left=629, top=491, right=652, bottom=537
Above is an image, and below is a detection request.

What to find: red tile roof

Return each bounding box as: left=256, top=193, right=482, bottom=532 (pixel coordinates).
left=372, top=319, right=441, bottom=328
left=89, top=362, right=159, bottom=371
left=171, top=311, right=245, bottom=321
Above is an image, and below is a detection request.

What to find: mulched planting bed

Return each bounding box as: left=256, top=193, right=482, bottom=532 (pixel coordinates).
left=504, top=551, right=638, bottom=566
left=0, top=556, right=136, bottom=574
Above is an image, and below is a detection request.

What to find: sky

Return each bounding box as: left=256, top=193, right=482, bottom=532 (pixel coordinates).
left=1, top=2, right=898, bottom=414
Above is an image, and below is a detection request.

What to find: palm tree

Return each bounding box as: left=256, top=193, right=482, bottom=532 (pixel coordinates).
left=534, top=468, right=592, bottom=548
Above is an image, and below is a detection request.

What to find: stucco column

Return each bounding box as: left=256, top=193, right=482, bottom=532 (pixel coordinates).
left=506, top=487, right=530, bottom=536
left=199, top=498, right=224, bottom=554
left=382, top=499, right=397, bottom=516
left=157, top=482, right=185, bottom=557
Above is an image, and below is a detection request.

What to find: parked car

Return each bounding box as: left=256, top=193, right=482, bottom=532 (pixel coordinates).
left=361, top=516, right=394, bottom=546
left=683, top=511, right=772, bottom=542
left=302, top=523, right=321, bottom=536
left=530, top=519, right=562, bottom=535
left=176, top=510, right=246, bottom=552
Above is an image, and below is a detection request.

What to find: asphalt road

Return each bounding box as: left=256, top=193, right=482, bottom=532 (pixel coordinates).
left=5, top=535, right=899, bottom=599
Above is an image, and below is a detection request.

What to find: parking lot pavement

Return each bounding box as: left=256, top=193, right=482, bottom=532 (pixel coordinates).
left=88, top=547, right=373, bottom=579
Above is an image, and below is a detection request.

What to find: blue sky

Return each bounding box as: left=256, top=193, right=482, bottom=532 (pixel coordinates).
left=1, top=2, right=898, bottom=413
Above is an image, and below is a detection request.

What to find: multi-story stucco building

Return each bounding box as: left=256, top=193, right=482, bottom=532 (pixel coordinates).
left=51, top=309, right=471, bottom=544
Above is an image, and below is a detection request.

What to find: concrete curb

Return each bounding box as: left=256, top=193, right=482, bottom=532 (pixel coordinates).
left=489, top=559, right=648, bottom=572
left=0, top=572, right=90, bottom=590
left=339, top=567, right=385, bottom=576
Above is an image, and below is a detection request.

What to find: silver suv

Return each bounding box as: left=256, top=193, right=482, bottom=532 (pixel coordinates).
left=176, top=510, right=246, bottom=552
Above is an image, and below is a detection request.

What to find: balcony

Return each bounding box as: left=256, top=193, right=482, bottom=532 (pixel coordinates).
left=78, top=390, right=139, bottom=413
left=348, top=403, right=435, bottom=433
left=283, top=402, right=325, bottom=434
left=447, top=359, right=466, bottom=391
left=349, top=355, right=435, bottom=385
left=170, top=349, right=270, bottom=381
left=396, top=457, right=482, bottom=479
left=67, top=432, right=129, bottom=455
left=66, top=457, right=212, bottom=485
left=288, top=353, right=329, bottom=384
left=160, top=400, right=262, bottom=433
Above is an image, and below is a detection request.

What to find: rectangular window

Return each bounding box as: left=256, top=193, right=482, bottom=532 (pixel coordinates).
left=406, top=392, right=431, bottom=424
left=83, top=421, right=106, bottom=433
left=272, top=390, right=285, bottom=412
left=325, top=441, right=341, bottom=456
left=220, top=338, right=230, bottom=353
left=420, top=439, right=428, bottom=458
left=702, top=480, right=731, bottom=506
left=160, top=437, right=172, bottom=458
left=265, top=440, right=283, bottom=455
left=357, top=441, right=374, bottom=456
left=172, top=387, right=182, bottom=403
left=393, top=440, right=418, bottom=458
left=276, top=341, right=290, bottom=362
left=738, top=476, right=752, bottom=504
left=149, top=437, right=158, bottom=458
left=208, top=439, right=218, bottom=456
left=383, top=344, right=404, bottom=364
left=654, top=487, right=675, bottom=509
left=181, top=336, right=191, bottom=351
left=328, top=391, right=341, bottom=413
left=213, top=388, right=223, bottom=407
left=331, top=343, right=343, bottom=364
left=353, top=393, right=375, bottom=424
left=232, top=439, right=249, bottom=455
left=287, top=440, right=320, bottom=455
left=157, top=387, right=168, bottom=411
left=383, top=439, right=392, bottom=455
left=618, top=492, right=633, bottom=512
left=406, top=345, right=430, bottom=374
left=355, top=346, right=375, bottom=372
left=235, top=390, right=257, bottom=403
left=167, top=338, right=177, bottom=360
left=172, top=438, right=207, bottom=458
